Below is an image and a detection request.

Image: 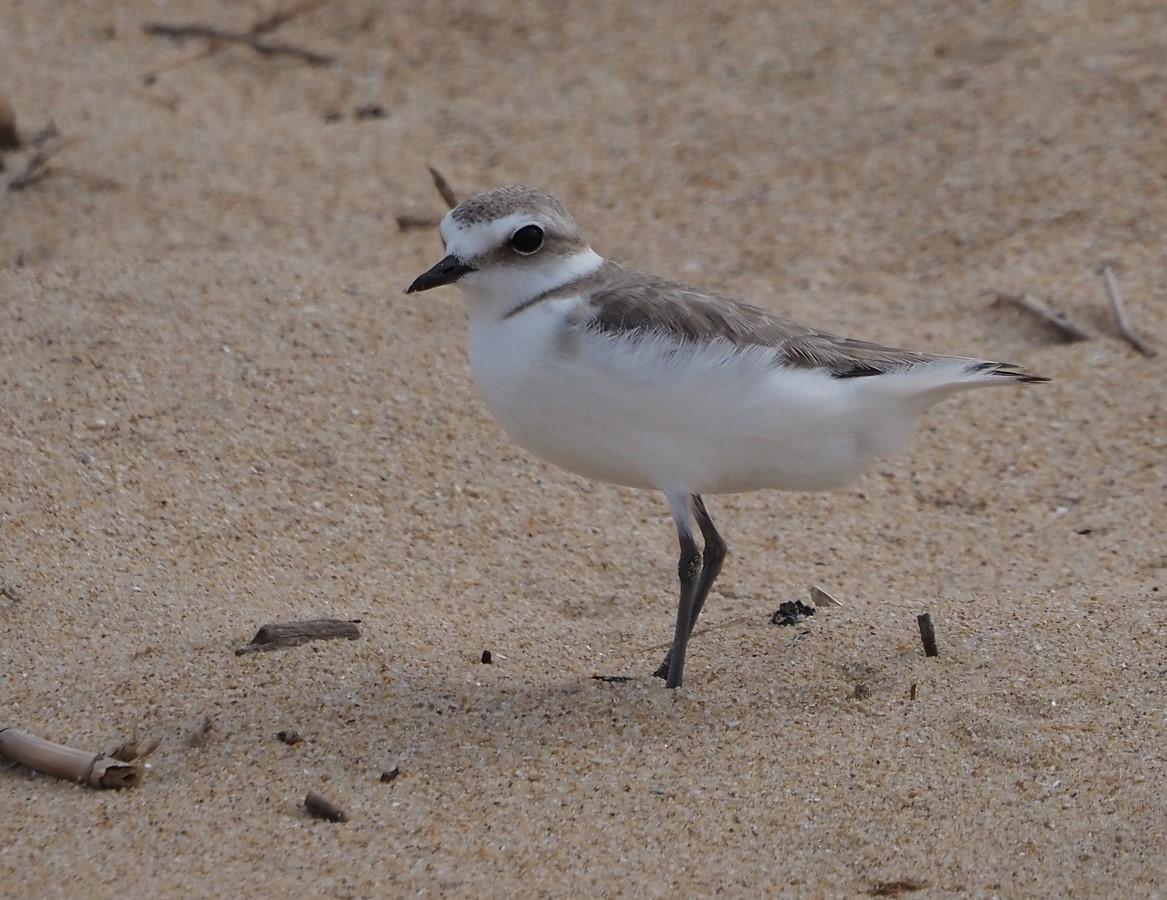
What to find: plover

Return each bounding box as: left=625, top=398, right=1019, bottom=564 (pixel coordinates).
left=406, top=185, right=1046, bottom=688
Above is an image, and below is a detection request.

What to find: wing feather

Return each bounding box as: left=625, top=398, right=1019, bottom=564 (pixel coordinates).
left=584, top=263, right=953, bottom=378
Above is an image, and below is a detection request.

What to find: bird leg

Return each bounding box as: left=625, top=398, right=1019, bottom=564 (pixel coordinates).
left=664, top=528, right=702, bottom=689
left=656, top=494, right=727, bottom=687
left=685, top=495, right=727, bottom=630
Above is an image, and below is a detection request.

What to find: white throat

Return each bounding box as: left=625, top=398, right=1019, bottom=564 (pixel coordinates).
left=457, top=248, right=604, bottom=322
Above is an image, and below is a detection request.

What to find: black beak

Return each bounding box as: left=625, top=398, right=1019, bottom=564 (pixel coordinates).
left=405, top=255, right=476, bottom=293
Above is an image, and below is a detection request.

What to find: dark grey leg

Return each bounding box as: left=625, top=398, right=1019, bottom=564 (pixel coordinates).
left=654, top=495, right=728, bottom=684
left=664, top=528, right=702, bottom=689
left=686, top=495, right=727, bottom=627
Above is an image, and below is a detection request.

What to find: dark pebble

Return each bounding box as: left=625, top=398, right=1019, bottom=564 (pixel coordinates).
left=771, top=600, right=816, bottom=626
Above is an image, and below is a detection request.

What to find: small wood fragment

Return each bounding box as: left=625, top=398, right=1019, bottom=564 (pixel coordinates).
left=395, top=213, right=443, bottom=231
left=428, top=166, right=459, bottom=209
left=0, top=725, right=151, bottom=789
left=909, top=682, right=918, bottom=701
left=235, top=618, right=361, bottom=655
left=916, top=613, right=939, bottom=658
left=105, top=730, right=161, bottom=763
left=6, top=122, right=68, bottom=192
left=353, top=103, right=386, bottom=120
left=380, top=765, right=400, bottom=783
left=1099, top=264, right=1155, bottom=357
left=304, top=790, right=347, bottom=822
left=868, top=879, right=927, bottom=896
left=809, top=584, right=843, bottom=608
left=591, top=674, right=633, bottom=683
left=993, top=291, right=1092, bottom=342
left=0, top=96, right=19, bottom=150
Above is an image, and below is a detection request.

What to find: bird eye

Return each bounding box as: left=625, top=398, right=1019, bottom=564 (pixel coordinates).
left=510, top=224, right=544, bottom=255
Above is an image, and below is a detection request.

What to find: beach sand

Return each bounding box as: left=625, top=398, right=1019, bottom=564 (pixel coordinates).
left=1, top=1, right=1164, bottom=896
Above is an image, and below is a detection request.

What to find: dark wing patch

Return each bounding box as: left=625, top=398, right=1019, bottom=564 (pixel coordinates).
left=833, top=363, right=887, bottom=379
left=583, top=263, right=947, bottom=378
left=778, top=334, right=939, bottom=376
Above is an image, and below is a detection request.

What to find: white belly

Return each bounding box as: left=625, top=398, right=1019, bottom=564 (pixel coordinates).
left=466, top=301, right=915, bottom=495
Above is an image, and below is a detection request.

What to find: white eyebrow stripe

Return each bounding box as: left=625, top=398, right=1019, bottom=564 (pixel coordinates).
left=441, top=213, right=539, bottom=262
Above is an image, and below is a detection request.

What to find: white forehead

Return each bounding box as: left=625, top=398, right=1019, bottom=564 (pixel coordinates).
left=440, top=212, right=535, bottom=262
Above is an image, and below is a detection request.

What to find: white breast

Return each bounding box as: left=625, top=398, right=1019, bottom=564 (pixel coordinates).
left=466, top=298, right=914, bottom=495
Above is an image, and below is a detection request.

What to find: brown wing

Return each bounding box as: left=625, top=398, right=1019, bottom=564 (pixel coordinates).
left=584, top=263, right=947, bottom=378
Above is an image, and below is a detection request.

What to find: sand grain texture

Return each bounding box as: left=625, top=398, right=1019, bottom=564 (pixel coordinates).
left=1, top=1, right=1165, bottom=897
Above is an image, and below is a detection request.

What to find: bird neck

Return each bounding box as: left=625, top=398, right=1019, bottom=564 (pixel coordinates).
left=462, top=248, right=605, bottom=322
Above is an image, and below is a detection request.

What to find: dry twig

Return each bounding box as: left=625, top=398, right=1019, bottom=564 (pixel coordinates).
left=428, top=166, right=459, bottom=209
left=6, top=123, right=69, bottom=192
left=395, top=212, right=443, bottom=231
left=235, top=618, right=361, bottom=655
left=0, top=725, right=156, bottom=789
left=993, top=291, right=1092, bottom=343
left=142, top=0, right=339, bottom=79
left=251, top=0, right=337, bottom=35
left=143, top=23, right=334, bottom=66
left=1099, top=264, right=1155, bottom=357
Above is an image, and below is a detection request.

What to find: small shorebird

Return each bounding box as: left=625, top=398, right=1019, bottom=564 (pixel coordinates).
left=406, top=185, right=1045, bottom=688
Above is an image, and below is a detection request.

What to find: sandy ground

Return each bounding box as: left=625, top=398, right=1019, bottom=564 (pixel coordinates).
left=2, top=1, right=1165, bottom=897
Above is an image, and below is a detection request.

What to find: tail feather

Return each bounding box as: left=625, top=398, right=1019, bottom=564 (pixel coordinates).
left=964, top=360, right=1049, bottom=384
left=849, top=357, right=1048, bottom=413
